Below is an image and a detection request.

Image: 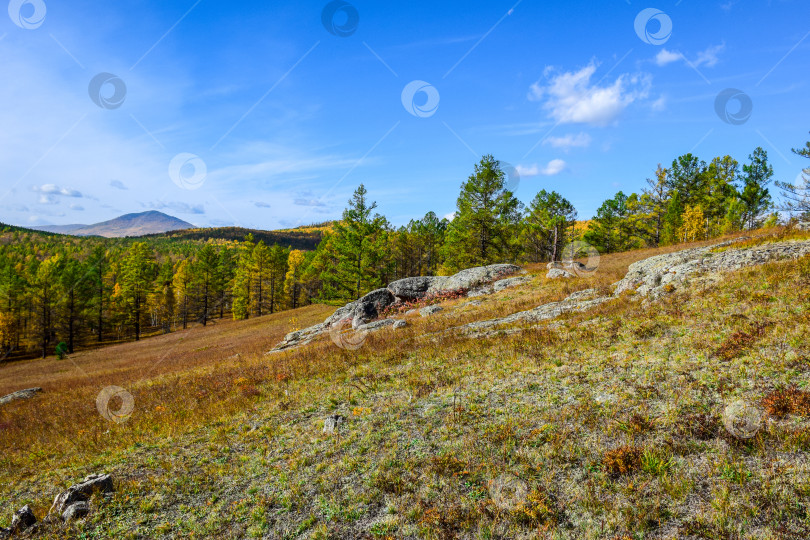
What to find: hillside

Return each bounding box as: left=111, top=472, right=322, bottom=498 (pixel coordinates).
left=140, top=226, right=324, bottom=251
left=32, top=211, right=194, bottom=238
left=2, top=227, right=810, bottom=538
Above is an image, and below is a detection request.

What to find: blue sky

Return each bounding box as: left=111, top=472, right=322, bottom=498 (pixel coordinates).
left=1, top=0, right=808, bottom=229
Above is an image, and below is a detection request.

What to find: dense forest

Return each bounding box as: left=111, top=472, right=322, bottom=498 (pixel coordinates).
left=1, top=135, right=808, bottom=360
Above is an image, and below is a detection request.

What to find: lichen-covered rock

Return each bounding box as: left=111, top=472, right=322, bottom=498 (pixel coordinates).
left=430, top=264, right=520, bottom=294
left=351, top=288, right=396, bottom=328
left=356, top=318, right=396, bottom=331
left=614, top=239, right=810, bottom=298
left=323, top=415, right=344, bottom=434
left=493, top=276, right=530, bottom=292
left=62, top=501, right=90, bottom=522
left=393, top=320, right=407, bottom=329
left=547, top=268, right=575, bottom=279
left=387, top=276, right=446, bottom=301
left=50, top=473, right=113, bottom=516
left=420, top=305, right=443, bottom=317
left=0, top=387, right=43, bottom=407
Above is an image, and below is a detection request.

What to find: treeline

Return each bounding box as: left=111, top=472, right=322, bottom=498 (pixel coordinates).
left=2, top=134, right=808, bottom=359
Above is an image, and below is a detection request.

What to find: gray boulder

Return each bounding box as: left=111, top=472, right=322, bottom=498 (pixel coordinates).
left=10, top=505, right=36, bottom=533
left=62, top=501, right=90, bottom=522
left=323, top=301, right=358, bottom=327
left=0, top=387, right=43, bottom=407
left=547, top=268, right=575, bottom=279
left=387, top=276, right=446, bottom=301
left=420, top=305, right=443, bottom=317
left=50, top=473, right=113, bottom=516
left=351, top=288, right=396, bottom=328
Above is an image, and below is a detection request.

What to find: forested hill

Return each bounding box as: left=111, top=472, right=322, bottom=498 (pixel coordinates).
left=139, top=226, right=323, bottom=251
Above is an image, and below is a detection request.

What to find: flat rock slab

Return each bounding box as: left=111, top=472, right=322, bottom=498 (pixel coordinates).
left=0, top=388, right=43, bottom=406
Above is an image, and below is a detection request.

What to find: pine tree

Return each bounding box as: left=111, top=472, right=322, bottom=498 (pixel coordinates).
left=521, top=190, right=577, bottom=262
left=668, top=154, right=708, bottom=208
left=232, top=235, right=255, bottom=320
left=194, top=244, right=219, bottom=325
left=584, top=192, right=631, bottom=253
left=442, top=155, right=522, bottom=272
left=319, top=184, right=391, bottom=301
left=740, top=147, right=773, bottom=229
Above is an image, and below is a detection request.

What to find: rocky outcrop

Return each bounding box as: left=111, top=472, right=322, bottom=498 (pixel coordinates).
left=614, top=239, right=810, bottom=299
left=456, top=238, right=810, bottom=338
left=458, top=289, right=611, bottom=338
left=0, top=387, right=42, bottom=407
left=493, top=275, right=531, bottom=292
left=267, top=263, right=524, bottom=352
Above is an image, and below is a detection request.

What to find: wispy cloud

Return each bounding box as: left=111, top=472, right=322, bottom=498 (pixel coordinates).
left=516, top=159, right=566, bottom=177
left=655, top=43, right=725, bottom=68
left=110, top=180, right=128, bottom=190
left=32, top=184, right=83, bottom=198
left=254, top=201, right=271, bottom=208
left=144, top=201, right=205, bottom=215
left=544, top=133, right=591, bottom=150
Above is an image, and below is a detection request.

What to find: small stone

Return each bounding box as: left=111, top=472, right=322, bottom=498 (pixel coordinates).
left=10, top=505, right=36, bottom=533
left=393, top=320, right=407, bottom=329
left=50, top=473, right=114, bottom=515
left=323, top=415, right=344, bottom=434
left=62, top=501, right=89, bottom=522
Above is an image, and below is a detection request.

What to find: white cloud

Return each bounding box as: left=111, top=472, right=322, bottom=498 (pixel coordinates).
left=32, top=184, right=83, bottom=198
left=529, top=62, right=651, bottom=126
left=654, top=43, right=725, bottom=69
left=544, top=133, right=592, bottom=150
left=516, top=159, right=566, bottom=177
left=294, top=198, right=327, bottom=207
left=443, top=212, right=456, bottom=221
left=655, top=49, right=684, bottom=66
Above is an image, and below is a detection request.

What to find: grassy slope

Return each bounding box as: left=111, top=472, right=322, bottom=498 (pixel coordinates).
left=1, top=230, right=810, bottom=539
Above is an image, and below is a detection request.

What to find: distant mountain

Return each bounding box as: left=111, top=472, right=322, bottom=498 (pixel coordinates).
left=33, top=211, right=195, bottom=238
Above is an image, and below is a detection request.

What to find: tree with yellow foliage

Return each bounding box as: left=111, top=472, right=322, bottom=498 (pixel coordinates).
left=680, top=204, right=706, bottom=242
